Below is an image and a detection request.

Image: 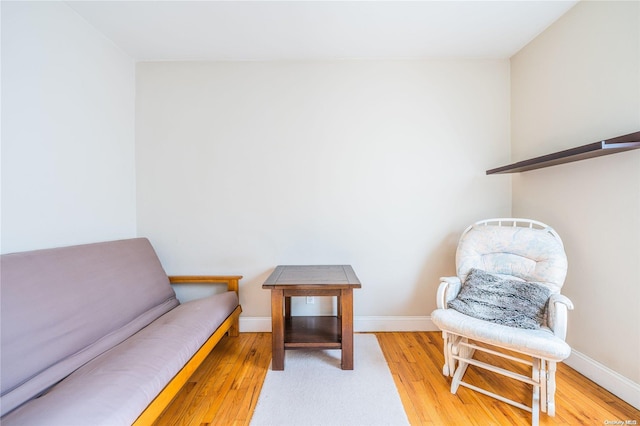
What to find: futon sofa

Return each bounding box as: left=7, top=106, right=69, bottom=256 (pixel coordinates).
left=0, top=238, right=242, bottom=425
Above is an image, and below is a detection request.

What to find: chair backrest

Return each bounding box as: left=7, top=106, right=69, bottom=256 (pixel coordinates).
left=456, top=218, right=568, bottom=293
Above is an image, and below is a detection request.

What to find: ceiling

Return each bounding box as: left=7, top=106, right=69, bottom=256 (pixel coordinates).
left=66, top=1, right=579, bottom=62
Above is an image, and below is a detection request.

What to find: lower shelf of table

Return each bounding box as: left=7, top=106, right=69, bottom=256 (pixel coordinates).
left=284, top=316, right=342, bottom=350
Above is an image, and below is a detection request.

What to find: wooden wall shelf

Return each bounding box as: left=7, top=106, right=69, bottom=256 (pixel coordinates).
left=486, top=131, right=640, bottom=174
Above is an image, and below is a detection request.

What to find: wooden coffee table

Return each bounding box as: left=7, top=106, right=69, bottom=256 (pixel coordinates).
left=262, top=265, right=361, bottom=370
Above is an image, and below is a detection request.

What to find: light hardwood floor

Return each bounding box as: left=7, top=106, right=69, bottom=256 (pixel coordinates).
left=153, top=332, right=639, bottom=425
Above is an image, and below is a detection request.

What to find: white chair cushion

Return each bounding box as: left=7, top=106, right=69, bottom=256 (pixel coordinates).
left=431, top=308, right=571, bottom=361
left=456, top=225, right=568, bottom=293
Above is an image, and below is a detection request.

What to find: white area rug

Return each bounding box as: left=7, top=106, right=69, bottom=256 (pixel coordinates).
left=250, top=334, right=410, bottom=426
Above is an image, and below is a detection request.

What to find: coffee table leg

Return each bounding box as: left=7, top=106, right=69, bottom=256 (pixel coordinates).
left=340, top=288, right=354, bottom=370
left=271, top=289, right=285, bottom=370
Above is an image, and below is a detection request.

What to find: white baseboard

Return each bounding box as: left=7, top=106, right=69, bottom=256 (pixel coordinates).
left=354, top=316, right=438, bottom=332
left=565, top=350, right=640, bottom=410
left=239, top=317, right=271, bottom=332
left=239, top=316, right=438, bottom=333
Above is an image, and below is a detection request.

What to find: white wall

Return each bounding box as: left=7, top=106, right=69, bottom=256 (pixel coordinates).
left=136, top=60, right=511, bottom=329
left=1, top=1, right=136, bottom=253
left=511, top=0, right=640, bottom=405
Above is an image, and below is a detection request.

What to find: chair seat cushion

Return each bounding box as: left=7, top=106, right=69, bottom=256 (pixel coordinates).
left=431, top=308, right=571, bottom=361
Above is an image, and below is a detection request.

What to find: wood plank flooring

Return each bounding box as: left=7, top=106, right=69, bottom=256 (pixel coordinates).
left=153, top=332, right=639, bottom=425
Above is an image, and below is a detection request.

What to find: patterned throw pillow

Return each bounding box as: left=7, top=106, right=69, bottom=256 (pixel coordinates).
left=448, top=268, right=551, bottom=329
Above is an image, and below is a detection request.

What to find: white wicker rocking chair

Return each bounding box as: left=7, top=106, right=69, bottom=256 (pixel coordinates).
left=431, top=218, right=574, bottom=426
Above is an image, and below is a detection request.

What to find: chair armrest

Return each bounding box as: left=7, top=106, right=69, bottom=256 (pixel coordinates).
left=547, top=293, right=574, bottom=340
left=168, top=275, right=243, bottom=294
left=436, top=276, right=462, bottom=309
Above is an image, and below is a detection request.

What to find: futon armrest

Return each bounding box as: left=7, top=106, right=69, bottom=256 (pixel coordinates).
left=436, top=276, right=462, bottom=309
left=547, top=293, right=574, bottom=340
left=168, top=275, right=243, bottom=294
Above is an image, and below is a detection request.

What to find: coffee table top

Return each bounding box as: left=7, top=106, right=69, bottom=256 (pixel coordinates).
left=262, top=265, right=361, bottom=288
